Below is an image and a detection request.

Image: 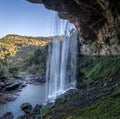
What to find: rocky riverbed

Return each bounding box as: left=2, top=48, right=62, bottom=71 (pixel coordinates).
left=0, top=73, right=46, bottom=119
left=0, top=103, right=42, bottom=119
left=0, top=80, right=26, bottom=104
left=1, top=72, right=120, bottom=119
left=0, top=73, right=46, bottom=104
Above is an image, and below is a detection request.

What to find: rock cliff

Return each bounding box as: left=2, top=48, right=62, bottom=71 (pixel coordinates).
left=27, top=0, right=120, bottom=55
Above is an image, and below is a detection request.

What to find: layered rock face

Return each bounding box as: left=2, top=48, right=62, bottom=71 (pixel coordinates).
left=27, top=0, right=120, bottom=55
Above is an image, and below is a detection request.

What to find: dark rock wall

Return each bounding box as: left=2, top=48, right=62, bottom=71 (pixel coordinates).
left=27, top=0, right=120, bottom=55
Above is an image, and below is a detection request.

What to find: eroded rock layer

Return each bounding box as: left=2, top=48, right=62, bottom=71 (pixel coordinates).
left=27, top=0, right=120, bottom=55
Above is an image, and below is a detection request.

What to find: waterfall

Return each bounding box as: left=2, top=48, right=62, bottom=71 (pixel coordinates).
left=46, top=14, right=78, bottom=102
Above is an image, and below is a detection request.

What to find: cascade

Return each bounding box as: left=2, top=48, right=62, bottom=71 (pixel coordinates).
left=46, top=14, right=78, bottom=102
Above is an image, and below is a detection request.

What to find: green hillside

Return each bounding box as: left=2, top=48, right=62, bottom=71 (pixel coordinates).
left=0, top=34, right=52, bottom=82
left=0, top=34, right=52, bottom=61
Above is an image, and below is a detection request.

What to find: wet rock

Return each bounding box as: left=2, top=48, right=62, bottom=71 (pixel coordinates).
left=0, top=93, right=3, bottom=96
left=21, top=103, right=32, bottom=114
left=18, top=104, right=42, bottom=119
left=14, top=75, right=24, bottom=80
left=33, top=104, right=42, bottom=114
left=5, top=82, right=20, bottom=91
left=0, top=82, right=6, bottom=88
left=18, top=89, right=22, bottom=92
left=6, top=95, right=17, bottom=102
left=5, top=82, right=12, bottom=86
left=0, top=93, right=6, bottom=104
left=0, top=112, right=13, bottom=119
left=0, top=87, right=2, bottom=91
left=18, top=114, right=41, bottom=119
left=26, top=74, right=46, bottom=85
left=20, top=83, right=27, bottom=89
left=34, top=74, right=45, bottom=83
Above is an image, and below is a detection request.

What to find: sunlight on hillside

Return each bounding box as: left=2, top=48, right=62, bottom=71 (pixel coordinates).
left=0, top=34, right=53, bottom=60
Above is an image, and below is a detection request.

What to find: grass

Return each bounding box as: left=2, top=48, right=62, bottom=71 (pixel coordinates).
left=40, top=106, right=50, bottom=117
left=48, top=90, right=120, bottom=119
left=74, top=97, right=120, bottom=119
left=78, top=56, right=120, bottom=81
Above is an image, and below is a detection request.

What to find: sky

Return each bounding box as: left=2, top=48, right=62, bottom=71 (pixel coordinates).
left=0, top=0, right=56, bottom=38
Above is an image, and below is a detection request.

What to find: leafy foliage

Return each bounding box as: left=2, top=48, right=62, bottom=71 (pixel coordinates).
left=0, top=34, right=52, bottom=62
left=0, top=34, right=51, bottom=82
left=73, top=97, right=120, bottom=119
left=0, top=67, right=13, bottom=83
left=40, top=106, right=50, bottom=117
left=78, top=56, right=120, bottom=81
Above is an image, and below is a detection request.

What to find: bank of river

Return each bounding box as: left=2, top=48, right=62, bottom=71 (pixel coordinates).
left=0, top=84, right=46, bottom=118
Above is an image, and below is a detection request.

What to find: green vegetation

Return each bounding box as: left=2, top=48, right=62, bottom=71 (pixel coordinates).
left=0, top=34, right=52, bottom=60
left=0, top=34, right=51, bottom=83
left=40, top=106, right=50, bottom=117
left=0, top=67, right=13, bottom=83
left=78, top=56, right=120, bottom=81
left=24, top=46, right=48, bottom=74
left=7, top=46, right=47, bottom=74
left=59, top=97, right=120, bottom=119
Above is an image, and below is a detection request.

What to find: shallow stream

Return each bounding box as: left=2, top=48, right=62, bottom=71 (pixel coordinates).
left=0, top=84, right=46, bottom=118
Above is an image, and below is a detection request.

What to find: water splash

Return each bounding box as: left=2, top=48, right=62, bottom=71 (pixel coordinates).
left=46, top=14, right=78, bottom=102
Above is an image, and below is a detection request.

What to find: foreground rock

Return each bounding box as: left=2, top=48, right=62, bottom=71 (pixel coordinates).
left=21, top=103, right=33, bottom=114
left=0, top=112, right=13, bottom=119
left=18, top=114, right=41, bottom=119
left=33, top=104, right=42, bottom=114
left=34, top=74, right=46, bottom=84
left=0, top=103, right=42, bottom=119
left=5, top=82, right=20, bottom=91
left=0, top=82, right=6, bottom=90
left=18, top=104, right=42, bottom=119
left=0, top=93, right=18, bottom=104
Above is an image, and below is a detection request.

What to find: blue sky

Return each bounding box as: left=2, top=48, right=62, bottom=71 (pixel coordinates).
left=0, top=0, right=56, bottom=38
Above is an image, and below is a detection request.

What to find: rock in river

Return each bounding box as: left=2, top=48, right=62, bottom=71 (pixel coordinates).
left=21, top=103, right=33, bottom=114
left=5, top=82, right=20, bottom=91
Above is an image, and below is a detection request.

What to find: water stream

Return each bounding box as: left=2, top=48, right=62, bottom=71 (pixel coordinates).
left=0, top=84, right=46, bottom=118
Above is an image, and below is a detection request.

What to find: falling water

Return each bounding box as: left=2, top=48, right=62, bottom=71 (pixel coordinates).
left=46, top=14, right=78, bottom=102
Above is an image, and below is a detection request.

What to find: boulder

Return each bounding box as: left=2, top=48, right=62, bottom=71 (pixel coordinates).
left=0, top=93, right=6, bottom=104
left=20, top=83, right=27, bottom=89
left=0, top=82, right=6, bottom=88
left=21, top=103, right=32, bottom=114
left=18, top=114, right=41, bottom=119
left=33, top=104, right=42, bottom=114
left=6, top=95, right=17, bottom=102
left=0, top=87, right=2, bottom=91
left=5, top=82, right=20, bottom=91
left=34, top=74, right=45, bottom=83
left=0, top=112, right=13, bottom=119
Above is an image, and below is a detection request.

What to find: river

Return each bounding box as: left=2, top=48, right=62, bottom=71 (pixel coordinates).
left=0, top=84, right=46, bottom=118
